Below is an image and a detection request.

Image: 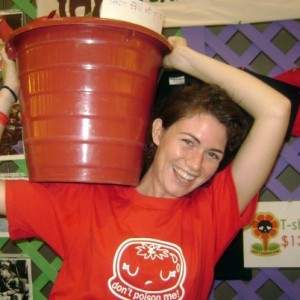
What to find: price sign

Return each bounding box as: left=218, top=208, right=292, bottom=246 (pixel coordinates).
left=243, top=201, right=300, bottom=267
left=281, top=235, right=300, bottom=248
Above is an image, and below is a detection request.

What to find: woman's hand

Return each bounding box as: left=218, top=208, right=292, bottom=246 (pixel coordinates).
left=0, top=42, right=20, bottom=138
left=0, top=44, right=20, bottom=95
left=162, top=36, right=189, bottom=70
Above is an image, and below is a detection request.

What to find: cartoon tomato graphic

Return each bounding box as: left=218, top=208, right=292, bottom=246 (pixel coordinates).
left=108, top=238, right=187, bottom=300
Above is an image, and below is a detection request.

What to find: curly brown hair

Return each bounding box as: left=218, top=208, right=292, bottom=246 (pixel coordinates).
left=141, top=82, right=250, bottom=176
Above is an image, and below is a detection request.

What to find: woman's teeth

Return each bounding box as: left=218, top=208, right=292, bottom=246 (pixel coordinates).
left=173, top=166, right=195, bottom=182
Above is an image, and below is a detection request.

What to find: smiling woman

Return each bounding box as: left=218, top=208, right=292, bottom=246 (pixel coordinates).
left=140, top=113, right=228, bottom=198
left=142, top=83, right=249, bottom=177
left=0, top=36, right=291, bottom=299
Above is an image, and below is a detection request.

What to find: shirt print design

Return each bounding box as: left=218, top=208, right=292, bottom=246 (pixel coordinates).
left=108, top=238, right=187, bottom=300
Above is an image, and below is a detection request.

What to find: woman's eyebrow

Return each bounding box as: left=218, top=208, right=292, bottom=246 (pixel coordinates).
left=180, top=132, right=225, bottom=154
left=180, top=132, right=201, bottom=144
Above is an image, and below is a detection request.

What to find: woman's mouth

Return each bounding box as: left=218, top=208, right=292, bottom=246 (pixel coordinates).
left=173, top=166, right=196, bottom=182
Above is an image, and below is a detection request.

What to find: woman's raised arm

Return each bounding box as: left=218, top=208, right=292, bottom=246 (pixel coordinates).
left=163, top=36, right=291, bottom=213
left=0, top=45, right=20, bottom=215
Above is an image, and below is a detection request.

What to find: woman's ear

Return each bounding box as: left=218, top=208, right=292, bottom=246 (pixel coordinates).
left=152, top=118, right=163, bottom=146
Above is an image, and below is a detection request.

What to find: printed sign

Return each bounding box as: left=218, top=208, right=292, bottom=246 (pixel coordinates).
left=101, top=0, right=164, bottom=34
left=243, top=201, right=300, bottom=267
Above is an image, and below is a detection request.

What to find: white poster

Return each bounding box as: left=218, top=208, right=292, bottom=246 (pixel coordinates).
left=100, top=0, right=165, bottom=33
left=36, top=0, right=300, bottom=28
left=243, top=201, right=300, bottom=268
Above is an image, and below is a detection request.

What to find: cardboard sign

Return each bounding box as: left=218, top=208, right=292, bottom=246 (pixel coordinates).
left=100, top=0, right=164, bottom=34
left=244, top=201, right=300, bottom=267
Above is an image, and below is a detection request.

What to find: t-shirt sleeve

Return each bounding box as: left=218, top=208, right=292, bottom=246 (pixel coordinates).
left=5, top=180, right=88, bottom=258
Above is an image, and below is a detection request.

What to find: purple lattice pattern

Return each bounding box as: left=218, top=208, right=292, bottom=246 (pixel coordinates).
left=264, top=138, right=300, bottom=200
left=182, top=20, right=300, bottom=299
left=211, top=267, right=300, bottom=300
left=183, top=20, right=300, bottom=76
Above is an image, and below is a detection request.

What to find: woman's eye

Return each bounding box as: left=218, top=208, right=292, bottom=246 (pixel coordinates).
left=182, top=139, right=193, bottom=145
left=207, top=152, right=219, bottom=160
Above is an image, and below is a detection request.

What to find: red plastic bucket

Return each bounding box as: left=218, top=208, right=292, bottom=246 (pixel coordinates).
left=6, top=17, right=170, bottom=185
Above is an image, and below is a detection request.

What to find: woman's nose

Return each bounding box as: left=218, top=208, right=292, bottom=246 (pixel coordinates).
left=186, top=151, right=204, bottom=171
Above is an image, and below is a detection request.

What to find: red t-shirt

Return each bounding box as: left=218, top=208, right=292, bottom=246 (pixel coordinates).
left=5, top=165, right=257, bottom=299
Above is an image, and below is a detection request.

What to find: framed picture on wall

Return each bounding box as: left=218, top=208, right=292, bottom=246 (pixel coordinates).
left=0, top=8, right=25, bottom=33
left=0, top=256, right=33, bottom=299
left=0, top=9, right=28, bottom=180
left=0, top=102, right=28, bottom=180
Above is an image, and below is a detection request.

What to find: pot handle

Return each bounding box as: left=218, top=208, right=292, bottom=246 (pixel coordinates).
left=5, top=41, right=16, bottom=60
left=32, top=10, right=57, bottom=23
left=3, top=10, right=57, bottom=60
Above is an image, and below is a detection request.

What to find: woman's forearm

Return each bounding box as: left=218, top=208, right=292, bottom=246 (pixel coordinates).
left=164, top=42, right=289, bottom=121
left=163, top=36, right=291, bottom=212
left=0, top=88, right=15, bottom=136
left=0, top=46, right=19, bottom=140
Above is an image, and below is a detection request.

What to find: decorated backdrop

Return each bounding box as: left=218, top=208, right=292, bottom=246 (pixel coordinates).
left=35, top=0, right=300, bottom=27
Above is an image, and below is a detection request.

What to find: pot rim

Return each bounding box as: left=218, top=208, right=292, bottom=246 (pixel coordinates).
left=6, top=17, right=171, bottom=51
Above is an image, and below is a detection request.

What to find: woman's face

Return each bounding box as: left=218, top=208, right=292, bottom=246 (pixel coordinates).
left=142, top=113, right=227, bottom=198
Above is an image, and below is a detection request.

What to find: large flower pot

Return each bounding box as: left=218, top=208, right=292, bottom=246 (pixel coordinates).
left=6, top=17, right=170, bottom=185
